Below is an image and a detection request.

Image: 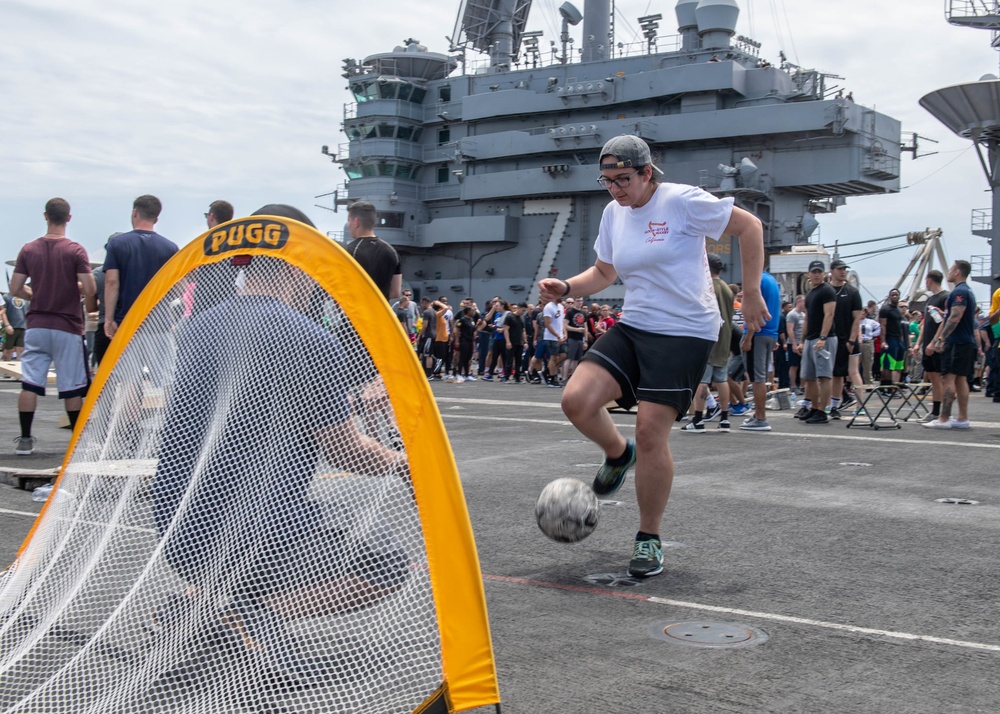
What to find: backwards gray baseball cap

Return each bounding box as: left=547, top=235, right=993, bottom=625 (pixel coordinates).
left=599, top=135, right=664, bottom=175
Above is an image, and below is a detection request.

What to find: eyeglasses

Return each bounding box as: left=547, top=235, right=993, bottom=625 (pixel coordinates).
left=596, top=171, right=639, bottom=189
left=204, top=212, right=210, bottom=219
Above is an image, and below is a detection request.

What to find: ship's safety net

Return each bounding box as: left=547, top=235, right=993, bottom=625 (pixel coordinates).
left=0, top=222, right=493, bottom=713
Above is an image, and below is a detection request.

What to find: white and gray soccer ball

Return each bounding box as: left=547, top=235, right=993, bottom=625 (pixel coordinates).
left=535, top=477, right=600, bottom=543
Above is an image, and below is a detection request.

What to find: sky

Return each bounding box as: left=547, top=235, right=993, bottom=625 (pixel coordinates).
left=1, top=0, right=998, bottom=304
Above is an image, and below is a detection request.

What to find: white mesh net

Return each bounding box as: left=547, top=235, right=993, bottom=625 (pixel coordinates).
left=0, top=255, right=445, bottom=713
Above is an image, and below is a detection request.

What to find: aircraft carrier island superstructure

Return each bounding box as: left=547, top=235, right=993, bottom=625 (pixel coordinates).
left=329, top=0, right=902, bottom=304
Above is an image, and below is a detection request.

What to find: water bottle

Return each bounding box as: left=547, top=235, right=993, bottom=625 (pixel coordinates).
left=32, top=483, right=54, bottom=503
left=789, top=392, right=798, bottom=406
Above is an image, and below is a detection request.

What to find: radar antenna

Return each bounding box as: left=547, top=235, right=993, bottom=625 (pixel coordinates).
left=899, top=132, right=940, bottom=159
left=451, top=0, right=533, bottom=68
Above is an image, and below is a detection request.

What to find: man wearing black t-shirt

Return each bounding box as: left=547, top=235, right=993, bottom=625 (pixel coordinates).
left=563, top=298, right=587, bottom=382
left=797, top=261, right=836, bottom=424
left=925, top=261, right=978, bottom=429
left=913, top=270, right=949, bottom=422
left=344, top=201, right=401, bottom=301
left=878, top=289, right=906, bottom=385
left=502, top=303, right=527, bottom=382
left=828, top=259, right=863, bottom=418
left=455, top=306, right=477, bottom=381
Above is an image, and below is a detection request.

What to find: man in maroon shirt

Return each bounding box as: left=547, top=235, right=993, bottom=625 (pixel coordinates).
left=9, top=198, right=97, bottom=455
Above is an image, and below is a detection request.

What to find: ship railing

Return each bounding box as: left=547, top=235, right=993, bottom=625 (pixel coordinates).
left=946, top=1, right=1000, bottom=29
left=862, top=152, right=900, bottom=181
left=972, top=207, right=993, bottom=233
left=458, top=34, right=682, bottom=75
left=344, top=102, right=357, bottom=120
left=970, top=254, right=991, bottom=282
left=350, top=99, right=425, bottom=122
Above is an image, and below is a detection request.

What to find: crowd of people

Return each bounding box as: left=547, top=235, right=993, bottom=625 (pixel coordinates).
left=394, top=292, right=628, bottom=388
left=411, top=257, right=1000, bottom=438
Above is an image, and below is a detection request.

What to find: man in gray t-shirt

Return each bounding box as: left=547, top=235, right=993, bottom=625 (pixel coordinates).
left=418, top=297, right=438, bottom=377
left=785, top=294, right=805, bottom=391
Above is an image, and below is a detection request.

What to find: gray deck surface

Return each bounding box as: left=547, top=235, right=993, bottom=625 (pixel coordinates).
left=1, top=377, right=998, bottom=713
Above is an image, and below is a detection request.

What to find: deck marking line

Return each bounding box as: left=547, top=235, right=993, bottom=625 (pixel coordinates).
left=483, top=574, right=1000, bottom=654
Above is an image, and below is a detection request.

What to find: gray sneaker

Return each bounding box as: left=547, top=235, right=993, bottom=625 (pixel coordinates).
left=14, top=436, right=35, bottom=455
left=739, top=417, right=772, bottom=432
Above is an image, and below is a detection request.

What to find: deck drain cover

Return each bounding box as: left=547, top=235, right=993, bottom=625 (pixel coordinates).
left=650, top=621, right=768, bottom=648
left=583, top=572, right=642, bottom=587
left=935, top=498, right=980, bottom=505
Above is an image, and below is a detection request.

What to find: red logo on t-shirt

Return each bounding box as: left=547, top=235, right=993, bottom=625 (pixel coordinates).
left=645, top=221, right=669, bottom=243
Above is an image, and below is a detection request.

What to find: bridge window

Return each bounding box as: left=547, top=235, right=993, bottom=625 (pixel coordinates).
left=378, top=212, right=405, bottom=229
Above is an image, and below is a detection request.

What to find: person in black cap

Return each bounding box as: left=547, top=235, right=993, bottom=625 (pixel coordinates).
left=797, top=260, right=836, bottom=424
left=828, top=259, right=863, bottom=418
left=537, top=134, right=768, bottom=578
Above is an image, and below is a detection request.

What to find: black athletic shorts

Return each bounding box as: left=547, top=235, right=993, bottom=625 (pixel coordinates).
left=941, top=342, right=976, bottom=380
left=833, top=337, right=859, bottom=377
left=921, top=349, right=943, bottom=374
left=581, top=321, right=712, bottom=415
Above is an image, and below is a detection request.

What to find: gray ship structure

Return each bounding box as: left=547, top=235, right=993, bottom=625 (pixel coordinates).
left=325, top=0, right=902, bottom=304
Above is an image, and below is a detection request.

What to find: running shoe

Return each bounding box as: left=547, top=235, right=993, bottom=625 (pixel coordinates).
left=949, top=419, right=971, bottom=429
left=481, top=373, right=493, bottom=381
left=793, top=405, right=811, bottom=420
left=703, top=404, right=722, bottom=422
left=730, top=403, right=751, bottom=416
left=592, top=439, right=636, bottom=496
left=740, top=417, right=772, bottom=431
left=923, top=420, right=951, bottom=429
left=829, top=408, right=842, bottom=421
left=680, top=421, right=705, bottom=433
left=916, top=412, right=938, bottom=424
left=804, top=410, right=829, bottom=424
left=627, top=538, right=663, bottom=578
left=14, top=436, right=34, bottom=455
left=717, top=419, right=731, bottom=432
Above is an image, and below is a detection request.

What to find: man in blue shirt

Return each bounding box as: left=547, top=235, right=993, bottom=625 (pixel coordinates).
left=103, top=195, right=178, bottom=340
left=925, top=260, right=977, bottom=429
left=740, top=270, right=781, bottom=431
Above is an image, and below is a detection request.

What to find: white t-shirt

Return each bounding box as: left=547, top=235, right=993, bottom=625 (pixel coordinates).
left=542, top=301, right=564, bottom=341
left=594, top=182, right=733, bottom=341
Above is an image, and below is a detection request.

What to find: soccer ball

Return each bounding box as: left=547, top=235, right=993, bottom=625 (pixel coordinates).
left=535, top=478, right=600, bottom=543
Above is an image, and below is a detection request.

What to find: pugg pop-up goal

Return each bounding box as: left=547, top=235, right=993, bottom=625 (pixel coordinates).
left=0, top=216, right=500, bottom=714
